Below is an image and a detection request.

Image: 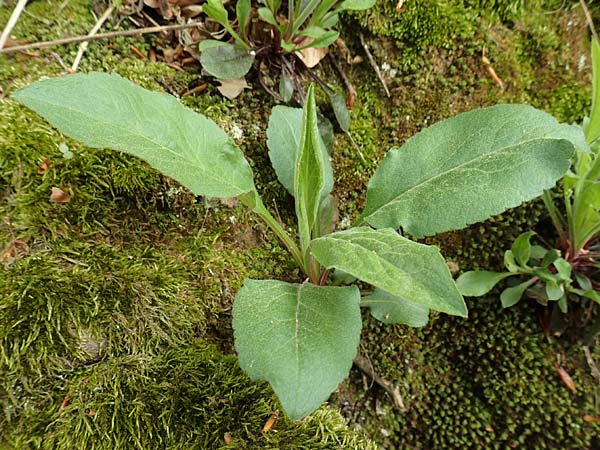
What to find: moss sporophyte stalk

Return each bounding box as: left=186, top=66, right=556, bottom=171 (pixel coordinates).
left=12, top=70, right=584, bottom=419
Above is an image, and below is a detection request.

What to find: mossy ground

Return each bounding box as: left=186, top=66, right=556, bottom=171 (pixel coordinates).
left=1, top=0, right=600, bottom=449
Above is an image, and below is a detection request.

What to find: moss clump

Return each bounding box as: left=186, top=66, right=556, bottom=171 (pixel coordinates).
left=3, top=339, right=377, bottom=450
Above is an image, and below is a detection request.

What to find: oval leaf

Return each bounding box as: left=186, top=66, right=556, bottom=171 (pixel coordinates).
left=200, top=43, right=254, bottom=80
left=12, top=72, right=256, bottom=199
left=500, top=278, right=536, bottom=308
left=233, top=279, right=361, bottom=420
left=361, top=288, right=429, bottom=327
left=360, top=105, right=580, bottom=237
left=311, top=227, right=467, bottom=317
left=511, top=231, right=536, bottom=266
left=456, top=271, right=515, bottom=296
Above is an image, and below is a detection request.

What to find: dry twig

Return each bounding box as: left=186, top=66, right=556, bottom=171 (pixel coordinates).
left=71, top=5, right=115, bottom=72
left=0, top=0, right=29, bottom=50
left=580, top=0, right=599, bottom=43
left=359, top=33, right=390, bottom=98
left=583, top=345, right=600, bottom=384
left=0, top=21, right=204, bottom=54
left=354, top=353, right=406, bottom=410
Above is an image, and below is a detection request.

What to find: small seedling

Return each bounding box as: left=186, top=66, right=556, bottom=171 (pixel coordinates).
left=13, top=72, right=582, bottom=418
left=457, top=38, right=600, bottom=338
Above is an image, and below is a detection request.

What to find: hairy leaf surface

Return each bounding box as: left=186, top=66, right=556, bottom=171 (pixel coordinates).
left=360, top=105, right=581, bottom=237
left=233, top=279, right=361, bottom=420
left=13, top=72, right=256, bottom=199
left=295, top=86, right=325, bottom=255
left=311, top=227, right=467, bottom=316
left=266, top=105, right=333, bottom=198
left=361, top=288, right=429, bottom=326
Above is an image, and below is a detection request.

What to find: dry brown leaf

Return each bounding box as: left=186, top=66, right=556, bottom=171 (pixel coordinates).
left=37, top=158, right=51, bottom=174
left=262, top=410, right=279, bottom=433
left=50, top=187, right=71, bottom=203
left=555, top=364, right=576, bottom=393
left=143, top=0, right=160, bottom=7
left=297, top=46, right=328, bottom=68
left=219, top=197, right=240, bottom=208
left=58, top=393, right=71, bottom=413
left=217, top=78, right=248, bottom=99
left=223, top=433, right=233, bottom=444
left=583, top=415, right=600, bottom=423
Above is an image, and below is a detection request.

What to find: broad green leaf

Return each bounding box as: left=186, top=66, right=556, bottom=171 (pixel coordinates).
left=456, top=271, right=515, bottom=296
left=511, top=231, right=535, bottom=266
left=298, top=26, right=330, bottom=39
left=360, top=105, right=580, bottom=237
left=266, top=105, right=333, bottom=199
left=338, top=0, right=376, bottom=10
left=576, top=274, right=593, bottom=291
left=258, top=6, right=278, bottom=26
left=200, top=42, right=254, bottom=79
left=12, top=72, right=255, bottom=199
left=553, top=258, right=572, bottom=281
left=541, top=248, right=561, bottom=267
left=546, top=281, right=564, bottom=301
left=310, top=227, right=467, bottom=317
left=203, top=0, right=229, bottom=27
left=503, top=250, right=520, bottom=273
left=558, top=295, right=568, bottom=313
left=361, top=288, right=429, bottom=327
left=236, top=0, right=251, bottom=38
left=295, top=85, right=325, bottom=255
left=501, top=278, right=536, bottom=308
left=329, top=91, right=350, bottom=132
left=530, top=244, right=548, bottom=260
left=233, top=279, right=361, bottom=420
left=588, top=38, right=600, bottom=144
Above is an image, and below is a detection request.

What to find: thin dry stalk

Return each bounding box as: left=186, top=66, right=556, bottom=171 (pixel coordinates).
left=0, top=21, right=204, bottom=54
left=0, top=0, right=29, bottom=50
left=71, top=5, right=115, bottom=72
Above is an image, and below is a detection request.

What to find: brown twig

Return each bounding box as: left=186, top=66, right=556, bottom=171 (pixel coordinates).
left=0, top=0, right=29, bottom=50
left=0, top=21, right=205, bottom=54
left=354, top=353, right=405, bottom=410
left=71, top=5, right=115, bottom=72
left=583, top=345, right=600, bottom=384
left=359, top=33, right=390, bottom=98
left=580, top=0, right=599, bottom=43
left=328, top=53, right=357, bottom=109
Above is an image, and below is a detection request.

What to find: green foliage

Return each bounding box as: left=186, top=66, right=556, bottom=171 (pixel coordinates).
left=360, top=288, right=429, bottom=326
left=13, top=72, right=578, bottom=419
left=359, top=105, right=581, bottom=237
left=233, top=280, right=361, bottom=420
left=199, top=0, right=374, bottom=81
left=311, top=227, right=466, bottom=316
left=458, top=37, right=600, bottom=324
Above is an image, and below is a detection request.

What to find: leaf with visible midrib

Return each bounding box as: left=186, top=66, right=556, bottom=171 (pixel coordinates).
left=12, top=72, right=256, bottom=199
left=360, top=104, right=581, bottom=237
left=295, top=85, right=325, bottom=256
left=266, top=105, right=333, bottom=199
left=233, top=279, right=361, bottom=420
left=311, top=227, right=467, bottom=317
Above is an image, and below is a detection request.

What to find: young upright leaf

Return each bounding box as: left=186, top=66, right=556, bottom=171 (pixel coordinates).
left=511, top=231, right=536, bottom=266
left=233, top=279, right=361, bottom=420
left=295, top=85, right=325, bottom=255
left=360, top=105, right=581, bottom=237
left=311, top=227, right=467, bottom=317
left=236, top=0, right=251, bottom=38
left=456, top=271, right=515, bottom=296
left=588, top=38, right=600, bottom=144
left=12, top=72, right=256, bottom=199
left=266, top=105, right=333, bottom=199
left=200, top=42, right=255, bottom=79
left=361, top=288, right=429, bottom=327
left=329, top=91, right=350, bottom=132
